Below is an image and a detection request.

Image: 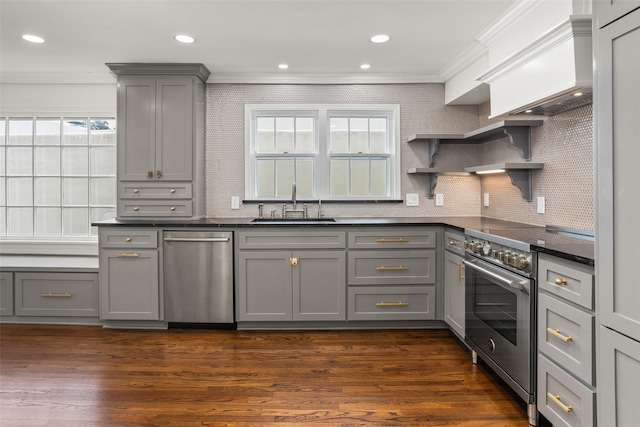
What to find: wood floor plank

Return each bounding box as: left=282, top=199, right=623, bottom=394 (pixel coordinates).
left=0, top=325, right=543, bottom=426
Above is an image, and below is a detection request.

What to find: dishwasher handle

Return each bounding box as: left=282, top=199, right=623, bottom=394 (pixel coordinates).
left=164, top=237, right=230, bottom=243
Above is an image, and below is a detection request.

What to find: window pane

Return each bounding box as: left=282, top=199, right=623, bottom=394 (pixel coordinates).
left=0, top=178, right=5, bottom=205
left=295, top=117, right=314, bottom=153
left=350, top=158, right=369, bottom=196
left=90, top=146, right=116, bottom=175
left=8, top=119, right=33, bottom=145
left=330, top=117, right=348, bottom=152
left=35, top=208, right=61, bottom=236
left=275, top=117, right=294, bottom=153
left=7, top=177, right=33, bottom=206
left=350, top=118, right=368, bottom=153
left=256, top=117, right=274, bottom=153
left=371, top=158, right=388, bottom=196
left=35, top=147, right=61, bottom=176
left=63, top=178, right=88, bottom=206
left=7, top=147, right=33, bottom=175
left=330, top=158, right=349, bottom=197
left=90, top=208, right=116, bottom=237
left=89, top=119, right=116, bottom=145
left=0, top=149, right=5, bottom=176
left=296, top=158, right=314, bottom=197
left=256, top=158, right=275, bottom=197
left=89, top=177, right=116, bottom=206
left=35, top=118, right=61, bottom=145
left=275, top=158, right=294, bottom=197
left=35, top=178, right=61, bottom=206
left=63, top=120, right=88, bottom=145
left=62, top=207, right=88, bottom=236
left=7, top=207, right=33, bottom=236
left=62, top=147, right=88, bottom=176
left=0, top=119, right=5, bottom=145
left=370, top=118, right=387, bottom=153
left=0, top=208, right=5, bottom=236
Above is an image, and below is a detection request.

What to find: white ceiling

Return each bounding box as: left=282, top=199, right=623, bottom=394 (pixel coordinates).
left=0, top=0, right=517, bottom=84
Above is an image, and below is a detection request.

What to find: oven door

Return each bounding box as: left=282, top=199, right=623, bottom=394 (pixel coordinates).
left=463, top=256, right=534, bottom=398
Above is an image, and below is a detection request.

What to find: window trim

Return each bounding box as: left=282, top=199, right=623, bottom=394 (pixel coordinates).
left=245, top=104, right=400, bottom=201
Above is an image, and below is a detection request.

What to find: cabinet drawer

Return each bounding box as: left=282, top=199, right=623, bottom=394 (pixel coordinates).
left=15, top=273, right=99, bottom=317
left=119, top=182, right=192, bottom=199
left=348, top=285, right=435, bottom=320
left=99, top=228, right=158, bottom=249
left=538, top=354, right=595, bottom=427
left=444, top=229, right=465, bottom=257
left=118, top=200, right=193, bottom=218
left=348, top=228, right=436, bottom=249
left=348, top=250, right=435, bottom=285
left=538, top=254, right=594, bottom=310
left=538, top=293, right=595, bottom=385
left=238, top=230, right=346, bottom=249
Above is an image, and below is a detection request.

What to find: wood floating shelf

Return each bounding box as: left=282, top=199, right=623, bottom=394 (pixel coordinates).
left=407, top=120, right=544, bottom=201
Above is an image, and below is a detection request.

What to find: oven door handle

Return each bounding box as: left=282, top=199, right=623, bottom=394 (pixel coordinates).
left=462, top=260, right=529, bottom=294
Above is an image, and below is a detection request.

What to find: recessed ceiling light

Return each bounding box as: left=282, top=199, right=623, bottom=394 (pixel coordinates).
left=278, top=64, right=289, bottom=69
left=22, top=34, right=45, bottom=44
left=174, top=34, right=196, bottom=44
left=370, top=34, right=390, bottom=44
left=360, top=64, right=371, bottom=70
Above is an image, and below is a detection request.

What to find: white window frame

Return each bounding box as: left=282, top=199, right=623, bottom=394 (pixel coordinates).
left=245, top=104, right=400, bottom=201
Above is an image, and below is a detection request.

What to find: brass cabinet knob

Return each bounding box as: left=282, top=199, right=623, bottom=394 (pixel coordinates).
left=133, top=189, right=139, bottom=193
left=147, top=170, right=153, bottom=179
left=170, top=207, right=176, bottom=211
left=555, top=278, right=568, bottom=285
left=125, top=237, right=132, bottom=242
left=133, top=207, right=139, bottom=211
left=170, top=189, right=176, bottom=193
left=157, top=170, right=162, bottom=178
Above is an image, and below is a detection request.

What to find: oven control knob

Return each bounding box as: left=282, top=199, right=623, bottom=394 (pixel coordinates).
left=482, top=241, right=492, bottom=256
left=508, top=254, right=518, bottom=267
left=495, top=250, right=503, bottom=260
left=517, top=256, right=529, bottom=270
left=499, top=251, right=509, bottom=263
left=488, top=339, right=496, bottom=353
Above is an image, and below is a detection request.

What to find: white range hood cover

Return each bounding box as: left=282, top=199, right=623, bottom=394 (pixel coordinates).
left=478, top=15, right=592, bottom=117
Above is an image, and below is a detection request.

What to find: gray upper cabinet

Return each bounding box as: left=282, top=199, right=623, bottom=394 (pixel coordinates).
left=595, top=4, right=640, bottom=427
left=107, top=63, right=210, bottom=220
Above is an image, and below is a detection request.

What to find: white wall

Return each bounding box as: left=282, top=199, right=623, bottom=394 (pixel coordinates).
left=0, top=83, right=116, bottom=115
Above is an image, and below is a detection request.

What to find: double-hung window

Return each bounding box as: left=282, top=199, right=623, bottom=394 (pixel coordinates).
left=246, top=104, right=400, bottom=201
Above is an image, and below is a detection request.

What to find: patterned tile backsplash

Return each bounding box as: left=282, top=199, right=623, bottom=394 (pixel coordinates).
left=205, top=84, right=594, bottom=231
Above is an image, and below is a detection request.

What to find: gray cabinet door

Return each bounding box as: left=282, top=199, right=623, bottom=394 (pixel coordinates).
left=0, top=272, right=14, bottom=316
left=444, top=251, right=465, bottom=337
left=293, top=250, right=346, bottom=321
left=155, top=78, right=193, bottom=181
left=117, top=76, right=157, bottom=181
left=237, top=251, right=293, bottom=321
left=596, top=8, right=640, bottom=343
left=594, top=0, right=640, bottom=28
left=598, top=326, right=640, bottom=427
left=99, top=249, right=159, bottom=320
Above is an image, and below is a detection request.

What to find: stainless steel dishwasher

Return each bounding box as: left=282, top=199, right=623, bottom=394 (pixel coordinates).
left=163, top=231, right=234, bottom=324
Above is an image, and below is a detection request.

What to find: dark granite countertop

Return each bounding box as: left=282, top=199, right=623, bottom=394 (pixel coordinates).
left=94, top=216, right=594, bottom=265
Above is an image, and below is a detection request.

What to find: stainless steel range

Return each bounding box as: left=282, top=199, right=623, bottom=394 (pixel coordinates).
left=463, top=228, right=538, bottom=426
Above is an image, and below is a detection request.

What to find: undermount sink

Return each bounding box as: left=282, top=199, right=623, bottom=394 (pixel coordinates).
left=251, top=217, right=336, bottom=223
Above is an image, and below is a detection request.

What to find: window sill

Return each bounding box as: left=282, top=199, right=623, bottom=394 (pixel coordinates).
left=0, top=240, right=99, bottom=257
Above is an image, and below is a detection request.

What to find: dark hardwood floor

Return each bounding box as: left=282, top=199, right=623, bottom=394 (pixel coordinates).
left=1, top=325, right=539, bottom=426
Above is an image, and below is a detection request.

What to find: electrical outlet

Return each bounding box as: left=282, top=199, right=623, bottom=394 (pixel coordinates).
left=406, top=193, right=419, bottom=207
left=435, top=193, right=444, bottom=206
left=231, top=196, right=240, bottom=210
left=537, top=196, right=545, bottom=214
left=484, top=193, right=490, bottom=207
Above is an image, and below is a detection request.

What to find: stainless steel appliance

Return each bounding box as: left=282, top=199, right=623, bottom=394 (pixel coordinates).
left=464, top=229, right=537, bottom=425
left=163, top=231, right=234, bottom=325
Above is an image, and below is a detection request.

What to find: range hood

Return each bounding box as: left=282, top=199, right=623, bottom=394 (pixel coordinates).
left=478, top=16, right=592, bottom=118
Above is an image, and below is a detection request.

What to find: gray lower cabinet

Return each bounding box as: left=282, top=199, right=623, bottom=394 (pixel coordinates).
left=537, top=253, right=595, bottom=427
left=99, top=228, right=160, bottom=320
left=347, top=227, right=438, bottom=321
left=0, top=272, right=14, bottom=316
left=443, top=229, right=465, bottom=337
left=237, top=230, right=347, bottom=322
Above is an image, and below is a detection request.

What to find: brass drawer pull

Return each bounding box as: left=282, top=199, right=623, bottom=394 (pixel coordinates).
left=376, top=266, right=409, bottom=271
left=133, top=207, right=139, bottom=212
left=170, top=207, right=176, bottom=211
left=458, top=263, right=463, bottom=282
left=555, top=278, right=568, bottom=285
left=41, top=293, right=72, bottom=298
left=170, top=189, right=176, bottom=193
left=117, top=252, right=140, bottom=257
left=125, top=237, right=132, bottom=242
left=449, top=240, right=457, bottom=246
left=547, top=328, right=573, bottom=342
left=376, top=301, right=409, bottom=307
left=376, top=238, right=409, bottom=243
left=547, top=393, right=573, bottom=413
left=133, top=189, right=139, bottom=193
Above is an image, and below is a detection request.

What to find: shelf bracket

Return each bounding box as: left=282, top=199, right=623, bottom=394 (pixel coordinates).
left=427, top=139, right=440, bottom=167
left=506, top=169, right=533, bottom=201
left=503, top=126, right=532, bottom=161
left=427, top=174, right=438, bottom=199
